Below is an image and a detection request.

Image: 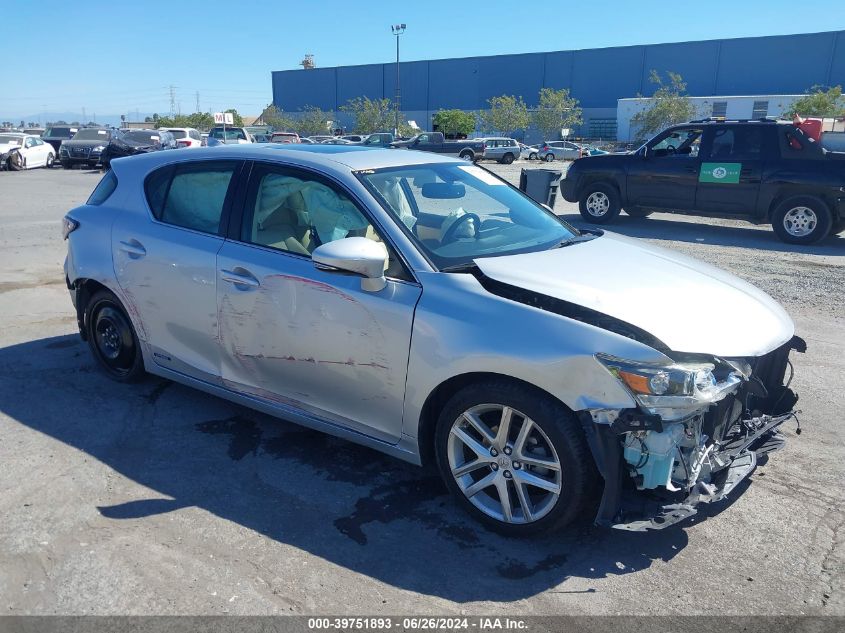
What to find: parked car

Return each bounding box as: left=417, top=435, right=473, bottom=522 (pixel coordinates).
left=361, top=132, right=396, bottom=148
left=519, top=143, right=539, bottom=161
left=391, top=131, right=486, bottom=161
left=165, top=127, right=203, bottom=148
left=321, top=138, right=353, bottom=144
left=270, top=132, right=300, bottom=144
left=60, top=127, right=113, bottom=168
left=0, top=133, right=55, bottom=170
left=561, top=118, right=845, bottom=244
left=308, top=135, right=335, bottom=143
left=42, top=125, right=79, bottom=155
left=538, top=140, right=587, bottom=162
left=99, top=129, right=174, bottom=169
left=480, top=137, right=520, bottom=163
left=341, top=134, right=365, bottom=143
left=207, top=126, right=253, bottom=144
left=63, top=144, right=804, bottom=534
left=298, top=137, right=316, bottom=144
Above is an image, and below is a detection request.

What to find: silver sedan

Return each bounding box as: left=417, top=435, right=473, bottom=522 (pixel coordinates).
left=63, top=145, right=804, bottom=534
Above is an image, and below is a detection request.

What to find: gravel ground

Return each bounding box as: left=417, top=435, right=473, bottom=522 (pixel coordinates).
left=0, top=163, right=843, bottom=617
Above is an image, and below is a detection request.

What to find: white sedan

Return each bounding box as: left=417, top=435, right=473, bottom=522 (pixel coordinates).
left=0, top=133, right=56, bottom=170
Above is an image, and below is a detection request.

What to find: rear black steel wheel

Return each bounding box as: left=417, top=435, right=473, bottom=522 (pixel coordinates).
left=85, top=290, right=145, bottom=382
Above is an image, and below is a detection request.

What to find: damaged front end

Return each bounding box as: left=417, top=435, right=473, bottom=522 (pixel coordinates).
left=582, top=335, right=806, bottom=531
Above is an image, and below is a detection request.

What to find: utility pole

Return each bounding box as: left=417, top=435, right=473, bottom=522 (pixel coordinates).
left=168, top=85, right=177, bottom=118
left=391, top=24, right=406, bottom=136
left=82, top=107, right=86, bottom=123
left=196, top=91, right=201, bottom=114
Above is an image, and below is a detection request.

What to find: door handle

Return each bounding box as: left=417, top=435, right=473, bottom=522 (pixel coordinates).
left=118, top=240, right=146, bottom=258
left=221, top=268, right=260, bottom=288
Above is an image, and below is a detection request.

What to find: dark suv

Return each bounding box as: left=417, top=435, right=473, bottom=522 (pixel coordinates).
left=561, top=119, right=845, bottom=244
left=42, top=125, right=79, bottom=155
left=59, top=128, right=114, bottom=169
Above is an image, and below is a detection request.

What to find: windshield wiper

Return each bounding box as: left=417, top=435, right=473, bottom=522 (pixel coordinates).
left=441, top=261, right=480, bottom=273
left=553, top=233, right=600, bottom=249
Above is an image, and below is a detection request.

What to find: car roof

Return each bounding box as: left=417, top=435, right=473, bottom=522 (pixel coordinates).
left=111, top=144, right=459, bottom=172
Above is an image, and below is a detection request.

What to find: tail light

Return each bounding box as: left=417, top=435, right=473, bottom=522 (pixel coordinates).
left=62, top=216, right=79, bottom=240
left=177, top=140, right=191, bottom=148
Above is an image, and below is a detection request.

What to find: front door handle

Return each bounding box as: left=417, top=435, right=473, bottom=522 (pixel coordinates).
left=221, top=268, right=260, bottom=288
left=118, top=239, right=146, bottom=258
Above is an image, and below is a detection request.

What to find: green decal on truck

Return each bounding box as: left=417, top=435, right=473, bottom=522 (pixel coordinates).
left=699, top=162, right=742, bottom=184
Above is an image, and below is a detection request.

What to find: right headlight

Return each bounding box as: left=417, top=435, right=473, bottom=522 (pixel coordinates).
left=596, top=354, right=742, bottom=419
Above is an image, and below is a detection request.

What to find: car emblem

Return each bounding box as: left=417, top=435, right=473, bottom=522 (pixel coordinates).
left=712, top=167, right=727, bottom=179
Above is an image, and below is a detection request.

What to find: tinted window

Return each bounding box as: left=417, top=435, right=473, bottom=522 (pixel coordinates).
left=168, top=130, right=187, bottom=139
left=46, top=127, right=74, bottom=138
left=72, top=129, right=111, bottom=141
left=650, top=127, right=702, bottom=157
left=145, top=161, right=237, bottom=233
left=710, top=126, right=763, bottom=160
left=88, top=170, right=118, bottom=205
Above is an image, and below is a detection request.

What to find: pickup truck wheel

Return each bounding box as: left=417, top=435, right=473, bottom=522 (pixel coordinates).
left=543, top=153, right=555, bottom=162
left=435, top=380, right=597, bottom=536
left=771, top=197, right=832, bottom=244
left=624, top=207, right=652, bottom=218
left=459, top=150, right=474, bottom=161
left=579, top=183, right=621, bottom=224
left=501, top=153, right=515, bottom=164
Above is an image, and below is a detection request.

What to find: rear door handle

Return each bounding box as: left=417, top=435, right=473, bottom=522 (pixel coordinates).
left=118, top=239, right=146, bottom=258
left=221, top=268, right=260, bottom=288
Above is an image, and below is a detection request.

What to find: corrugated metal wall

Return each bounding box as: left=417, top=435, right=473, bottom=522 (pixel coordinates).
left=271, top=30, right=845, bottom=135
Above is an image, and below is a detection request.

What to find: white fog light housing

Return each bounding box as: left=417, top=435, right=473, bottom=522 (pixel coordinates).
left=596, top=354, right=743, bottom=420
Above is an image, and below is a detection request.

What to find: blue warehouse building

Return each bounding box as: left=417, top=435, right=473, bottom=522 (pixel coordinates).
left=272, top=30, right=845, bottom=140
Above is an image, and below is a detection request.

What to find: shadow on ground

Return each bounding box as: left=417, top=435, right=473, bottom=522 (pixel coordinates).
left=558, top=212, right=845, bottom=256
left=0, top=334, right=747, bottom=602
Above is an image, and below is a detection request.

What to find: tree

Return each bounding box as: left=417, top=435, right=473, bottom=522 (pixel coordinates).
left=478, top=95, right=530, bottom=137
left=340, top=96, right=393, bottom=134
left=260, top=104, right=295, bottom=131
left=224, top=108, right=244, bottom=127
left=293, top=106, right=334, bottom=137
left=630, top=70, right=696, bottom=138
left=432, top=109, right=476, bottom=138
left=532, top=88, right=582, bottom=140
left=788, top=85, right=845, bottom=118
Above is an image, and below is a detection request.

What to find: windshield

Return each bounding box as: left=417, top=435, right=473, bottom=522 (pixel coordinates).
left=72, top=128, right=110, bottom=141
left=0, top=134, right=24, bottom=145
left=210, top=128, right=246, bottom=140
left=358, top=164, right=576, bottom=269
left=167, top=129, right=187, bottom=139
left=45, top=127, right=75, bottom=138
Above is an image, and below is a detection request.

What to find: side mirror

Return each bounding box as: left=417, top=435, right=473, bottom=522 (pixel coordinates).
left=312, top=237, right=387, bottom=292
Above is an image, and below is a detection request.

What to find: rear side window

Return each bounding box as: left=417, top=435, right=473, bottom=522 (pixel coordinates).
left=144, top=161, right=238, bottom=234
left=87, top=170, right=118, bottom=205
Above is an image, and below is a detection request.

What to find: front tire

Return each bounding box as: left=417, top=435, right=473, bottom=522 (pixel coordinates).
left=45, top=153, right=55, bottom=169
left=771, top=196, right=832, bottom=244
left=8, top=151, right=24, bottom=171
left=579, top=183, right=621, bottom=224
left=435, top=380, right=597, bottom=536
left=85, top=290, right=145, bottom=382
left=543, top=153, right=555, bottom=162
left=529, top=152, right=538, bottom=161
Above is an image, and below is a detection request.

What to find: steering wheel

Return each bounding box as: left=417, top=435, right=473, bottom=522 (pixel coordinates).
left=441, top=212, right=481, bottom=245
left=665, top=144, right=676, bottom=154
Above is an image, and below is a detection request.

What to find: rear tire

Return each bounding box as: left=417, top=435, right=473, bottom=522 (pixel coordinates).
left=771, top=196, right=832, bottom=245
left=435, top=380, right=598, bottom=536
left=501, top=153, right=515, bottom=164
left=85, top=289, right=145, bottom=382
left=579, top=183, right=621, bottom=224
left=543, top=153, right=555, bottom=162
left=529, top=152, right=538, bottom=161
left=459, top=150, right=474, bottom=161
left=624, top=206, right=653, bottom=218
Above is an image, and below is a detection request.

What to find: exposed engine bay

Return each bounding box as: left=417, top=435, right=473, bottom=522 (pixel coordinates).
left=582, top=335, right=806, bottom=531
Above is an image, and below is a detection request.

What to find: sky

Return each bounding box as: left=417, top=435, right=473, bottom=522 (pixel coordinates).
left=3, top=0, right=845, bottom=125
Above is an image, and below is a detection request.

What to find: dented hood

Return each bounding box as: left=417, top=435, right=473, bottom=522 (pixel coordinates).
left=474, top=232, right=794, bottom=357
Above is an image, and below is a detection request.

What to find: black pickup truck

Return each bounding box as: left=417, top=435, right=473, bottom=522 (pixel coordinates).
left=391, top=132, right=486, bottom=161
left=561, top=119, right=845, bottom=244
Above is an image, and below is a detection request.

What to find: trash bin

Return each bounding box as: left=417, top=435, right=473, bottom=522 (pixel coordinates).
left=519, top=168, right=562, bottom=208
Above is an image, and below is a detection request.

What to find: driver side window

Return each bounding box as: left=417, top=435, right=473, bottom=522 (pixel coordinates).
left=649, top=128, right=702, bottom=158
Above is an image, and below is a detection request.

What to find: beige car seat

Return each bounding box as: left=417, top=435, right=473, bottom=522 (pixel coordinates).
left=254, top=177, right=313, bottom=255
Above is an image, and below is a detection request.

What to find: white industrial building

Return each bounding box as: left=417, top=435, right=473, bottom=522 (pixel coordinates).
left=616, top=94, right=804, bottom=141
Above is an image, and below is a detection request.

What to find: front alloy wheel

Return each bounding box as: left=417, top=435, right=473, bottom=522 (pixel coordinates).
left=578, top=183, right=621, bottom=224
left=435, top=380, right=597, bottom=535
left=771, top=196, right=832, bottom=244
left=447, top=404, right=562, bottom=525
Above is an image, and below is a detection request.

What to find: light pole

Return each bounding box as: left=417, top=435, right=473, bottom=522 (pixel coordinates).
left=391, top=23, right=406, bottom=136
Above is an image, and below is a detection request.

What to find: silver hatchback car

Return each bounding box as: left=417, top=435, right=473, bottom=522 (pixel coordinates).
left=63, top=145, right=804, bottom=534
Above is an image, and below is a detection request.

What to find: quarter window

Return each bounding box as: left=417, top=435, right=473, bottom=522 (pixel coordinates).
left=88, top=170, right=118, bottom=205
left=709, top=127, right=763, bottom=160
left=144, top=161, right=237, bottom=234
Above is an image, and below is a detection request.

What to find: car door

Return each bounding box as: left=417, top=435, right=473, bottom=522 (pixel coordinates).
left=695, top=125, right=765, bottom=214
left=626, top=126, right=703, bottom=209
left=112, top=159, right=244, bottom=384
left=22, top=137, right=38, bottom=166
left=216, top=162, right=422, bottom=443
left=34, top=137, right=50, bottom=164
